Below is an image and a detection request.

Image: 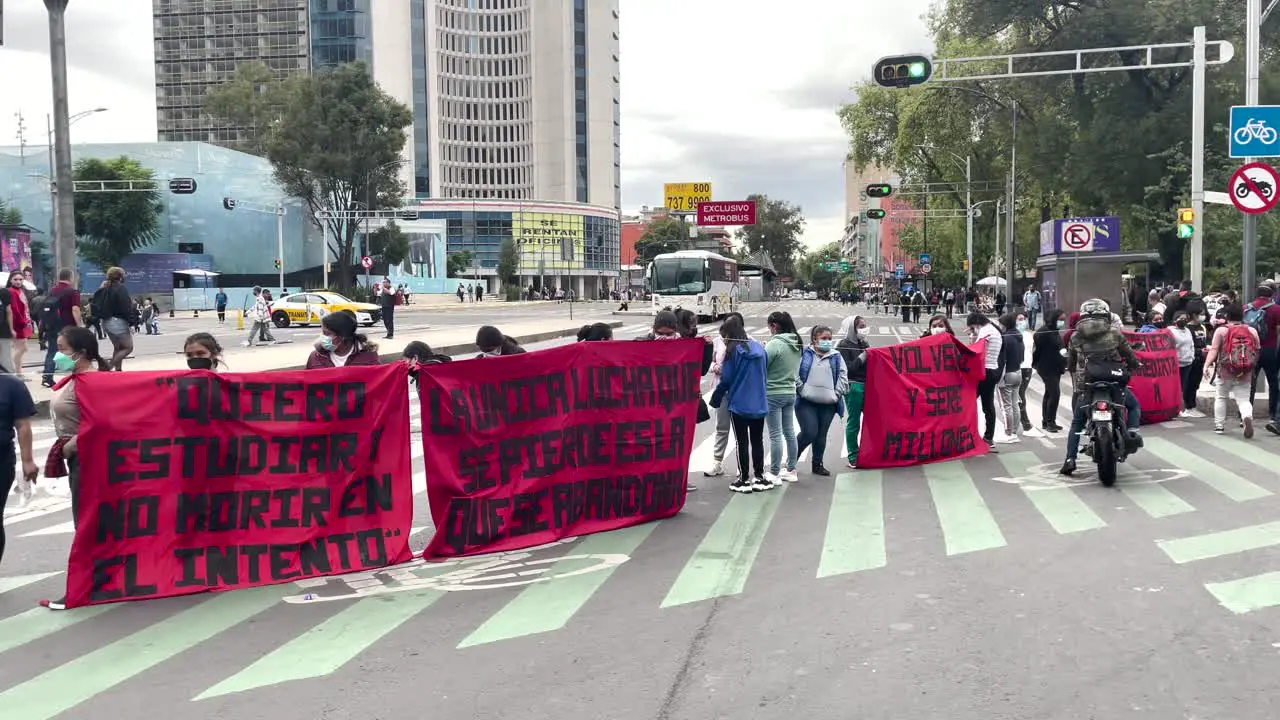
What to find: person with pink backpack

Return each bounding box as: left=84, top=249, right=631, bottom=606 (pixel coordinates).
left=1206, top=303, right=1261, bottom=438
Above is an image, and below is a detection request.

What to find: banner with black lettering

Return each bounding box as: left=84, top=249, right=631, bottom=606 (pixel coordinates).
left=857, top=332, right=989, bottom=468
left=1123, top=330, right=1182, bottom=424
left=64, top=365, right=415, bottom=608
left=418, top=339, right=702, bottom=559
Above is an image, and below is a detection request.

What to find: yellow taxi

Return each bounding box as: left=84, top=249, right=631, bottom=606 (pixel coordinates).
left=269, top=291, right=382, bottom=328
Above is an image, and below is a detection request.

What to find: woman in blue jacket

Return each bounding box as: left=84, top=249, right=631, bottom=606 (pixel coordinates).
left=710, top=316, right=772, bottom=494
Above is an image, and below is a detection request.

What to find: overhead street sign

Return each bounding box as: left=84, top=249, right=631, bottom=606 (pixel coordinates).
left=361, top=256, right=374, bottom=269
left=822, top=261, right=851, bottom=273
left=1230, top=106, right=1280, bottom=158
left=663, top=182, right=712, bottom=212
left=168, top=178, right=197, bottom=195
left=696, top=200, right=756, bottom=225
left=1061, top=222, right=1094, bottom=252
left=920, top=263, right=932, bottom=274
left=1229, top=161, right=1280, bottom=215
left=919, top=253, right=930, bottom=266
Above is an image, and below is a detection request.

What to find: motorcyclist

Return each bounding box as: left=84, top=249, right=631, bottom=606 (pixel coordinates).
left=1061, top=298, right=1143, bottom=476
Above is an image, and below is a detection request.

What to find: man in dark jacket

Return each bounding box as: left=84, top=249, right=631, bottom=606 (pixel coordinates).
left=837, top=315, right=870, bottom=467
left=1061, top=299, right=1142, bottom=475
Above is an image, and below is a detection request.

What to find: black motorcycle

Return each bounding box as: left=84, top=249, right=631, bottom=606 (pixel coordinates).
left=1078, top=380, right=1142, bottom=486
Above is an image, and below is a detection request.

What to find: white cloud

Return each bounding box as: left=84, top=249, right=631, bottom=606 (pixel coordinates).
left=0, top=0, right=933, bottom=252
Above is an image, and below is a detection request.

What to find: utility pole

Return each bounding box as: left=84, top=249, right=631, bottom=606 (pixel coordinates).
left=45, top=0, right=76, bottom=278
left=964, top=155, right=972, bottom=288
left=1006, top=106, right=1017, bottom=297
left=1190, top=26, right=1207, bottom=291
left=1244, top=0, right=1262, bottom=295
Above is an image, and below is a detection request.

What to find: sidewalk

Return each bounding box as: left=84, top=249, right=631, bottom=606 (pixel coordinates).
left=24, top=318, right=621, bottom=417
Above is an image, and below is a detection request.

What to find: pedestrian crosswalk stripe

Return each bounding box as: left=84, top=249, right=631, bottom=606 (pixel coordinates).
left=0, top=571, right=61, bottom=596
left=1120, top=481, right=1196, bottom=518
left=20, top=520, right=73, bottom=538
left=997, top=452, right=1105, bottom=534
left=0, top=585, right=289, bottom=719
left=925, top=462, right=1006, bottom=556
left=660, top=485, right=788, bottom=608
left=0, top=602, right=117, bottom=656
left=877, top=327, right=890, bottom=335
left=458, top=522, right=657, bottom=648
left=196, top=589, right=448, bottom=699
left=1188, top=431, right=1280, bottom=488
left=1157, top=520, right=1280, bottom=564
left=1144, top=437, right=1271, bottom=502
left=817, top=472, right=886, bottom=578
left=1205, top=571, right=1280, bottom=614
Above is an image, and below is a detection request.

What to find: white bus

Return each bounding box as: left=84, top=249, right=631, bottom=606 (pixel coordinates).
left=648, top=250, right=739, bottom=321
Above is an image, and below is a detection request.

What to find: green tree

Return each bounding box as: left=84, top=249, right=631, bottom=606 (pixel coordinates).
left=203, top=61, right=294, bottom=156
left=0, top=198, right=21, bottom=225
left=634, top=216, right=688, bottom=265
left=72, top=157, right=162, bottom=269
left=447, top=250, right=474, bottom=278
left=205, top=62, right=413, bottom=290
left=367, top=221, right=409, bottom=267
left=497, top=238, right=520, bottom=289
left=795, top=242, right=843, bottom=289
left=733, top=194, right=805, bottom=277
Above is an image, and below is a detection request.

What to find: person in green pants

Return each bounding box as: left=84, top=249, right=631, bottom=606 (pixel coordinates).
left=836, top=315, right=869, bottom=468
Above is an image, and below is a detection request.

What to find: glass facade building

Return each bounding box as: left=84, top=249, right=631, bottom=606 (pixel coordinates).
left=309, top=0, right=373, bottom=69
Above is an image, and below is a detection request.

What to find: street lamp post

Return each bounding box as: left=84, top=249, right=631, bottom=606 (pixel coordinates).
left=44, top=0, right=78, bottom=278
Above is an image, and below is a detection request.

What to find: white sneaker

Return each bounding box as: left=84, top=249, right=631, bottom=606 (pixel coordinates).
left=997, top=435, right=1020, bottom=444
left=704, top=460, right=724, bottom=477
left=241, top=341, right=252, bottom=347
left=1177, top=409, right=1190, bottom=418
left=778, top=468, right=799, bottom=483
left=1185, top=409, right=1206, bottom=418
left=763, top=472, right=782, bottom=486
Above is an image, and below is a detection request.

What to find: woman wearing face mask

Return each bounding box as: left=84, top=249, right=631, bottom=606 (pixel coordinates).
left=1139, top=311, right=1165, bottom=333
left=763, top=311, right=802, bottom=483
left=795, top=326, right=847, bottom=476
left=1032, top=309, right=1067, bottom=432
left=475, top=325, right=526, bottom=357
left=306, top=311, right=380, bottom=369
left=1167, top=311, right=1198, bottom=418
left=7, top=271, right=32, bottom=380
left=921, top=314, right=954, bottom=338
left=40, top=327, right=110, bottom=611
left=1184, top=312, right=1209, bottom=419
left=709, top=316, right=771, bottom=493
left=183, top=332, right=224, bottom=370
left=1015, top=312, right=1035, bottom=432
left=967, top=312, right=1003, bottom=449
left=705, top=312, right=747, bottom=479
left=836, top=315, right=869, bottom=468
left=995, top=314, right=1025, bottom=443
left=647, top=310, right=683, bottom=340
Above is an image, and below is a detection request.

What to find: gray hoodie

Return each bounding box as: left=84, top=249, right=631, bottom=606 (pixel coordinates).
left=797, top=347, right=849, bottom=405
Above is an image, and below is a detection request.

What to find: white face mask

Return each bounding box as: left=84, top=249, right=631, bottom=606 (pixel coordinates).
left=931, top=327, right=947, bottom=335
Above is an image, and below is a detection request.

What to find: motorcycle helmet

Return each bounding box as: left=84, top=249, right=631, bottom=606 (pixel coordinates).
left=1079, top=298, right=1111, bottom=318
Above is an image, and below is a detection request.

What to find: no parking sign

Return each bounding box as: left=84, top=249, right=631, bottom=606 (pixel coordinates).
left=1060, top=222, right=1094, bottom=252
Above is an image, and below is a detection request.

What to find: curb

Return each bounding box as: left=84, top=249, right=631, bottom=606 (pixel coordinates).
left=30, top=321, right=621, bottom=419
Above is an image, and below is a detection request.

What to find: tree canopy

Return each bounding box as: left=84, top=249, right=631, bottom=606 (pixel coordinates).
left=635, top=216, right=688, bottom=266
left=733, top=194, right=805, bottom=277
left=838, top=0, right=1280, bottom=288
left=205, top=62, right=414, bottom=289
left=72, top=157, right=163, bottom=270
left=367, top=221, right=409, bottom=268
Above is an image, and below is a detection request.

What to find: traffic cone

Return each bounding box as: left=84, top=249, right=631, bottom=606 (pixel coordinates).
left=236, top=309, right=244, bottom=330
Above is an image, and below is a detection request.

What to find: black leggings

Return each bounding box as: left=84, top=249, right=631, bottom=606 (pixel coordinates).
left=731, top=413, right=765, bottom=479
left=977, top=369, right=1000, bottom=441
left=1017, top=368, right=1032, bottom=425
left=0, top=457, right=14, bottom=568
left=1038, top=370, right=1062, bottom=426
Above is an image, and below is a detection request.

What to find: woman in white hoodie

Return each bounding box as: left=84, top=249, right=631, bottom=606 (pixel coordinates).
left=704, top=311, right=746, bottom=478
left=1015, top=311, right=1034, bottom=432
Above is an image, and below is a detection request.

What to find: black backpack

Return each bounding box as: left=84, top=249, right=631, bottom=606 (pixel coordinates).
left=89, top=286, right=110, bottom=322
left=39, top=286, right=71, bottom=331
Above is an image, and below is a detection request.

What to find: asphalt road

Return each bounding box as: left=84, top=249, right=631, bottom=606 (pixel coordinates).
left=4, top=299, right=1280, bottom=719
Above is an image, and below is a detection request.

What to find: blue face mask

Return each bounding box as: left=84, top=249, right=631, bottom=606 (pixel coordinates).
left=53, top=352, right=76, bottom=372
left=1056, top=320, right=1066, bottom=329
left=816, top=339, right=833, bottom=352
left=1016, top=320, right=1029, bottom=331
left=318, top=336, right=336, bottom=352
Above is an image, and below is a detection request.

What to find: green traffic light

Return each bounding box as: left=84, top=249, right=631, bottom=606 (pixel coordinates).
left=1177, top=223, right=1194, bottom=239
left=909, top=62, right=926, bottom=78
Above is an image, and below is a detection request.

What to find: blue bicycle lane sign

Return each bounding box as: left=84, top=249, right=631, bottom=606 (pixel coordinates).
left=1230, top=106, right=1280, bottom=158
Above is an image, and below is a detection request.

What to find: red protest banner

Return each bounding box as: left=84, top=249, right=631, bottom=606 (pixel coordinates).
left=65, top=365, right=415, bottom=608
left=857, top=332, right=989, bottom=468
left=418, top=339, right=703, bottom=559
left=1122, top=330, right=1182, bottom=424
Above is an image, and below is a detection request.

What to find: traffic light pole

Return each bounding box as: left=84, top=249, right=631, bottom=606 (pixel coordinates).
left=965, top=155, right=973, bottom=288
left=1191, top=26, right=1207, bottom=291
left=226, top=198, right=287, bottom=291
left=1244, top=0, right=1261, bottom=295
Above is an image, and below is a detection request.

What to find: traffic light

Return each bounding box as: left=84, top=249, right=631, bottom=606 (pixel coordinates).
left=865, top=183, right=893, bottom=198
left=872, top=55, right=933, bottom=88
left=274, top=259, right=282, bottom=269
left=1177, top=207, right=1194, bottom=239
left=866, top=209, right=887, bottom=220
left=963, top=259, right=970, bottom=271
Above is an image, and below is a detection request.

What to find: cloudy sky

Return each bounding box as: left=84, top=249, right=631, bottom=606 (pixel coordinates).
left=0, top=0, right=932, bottom=249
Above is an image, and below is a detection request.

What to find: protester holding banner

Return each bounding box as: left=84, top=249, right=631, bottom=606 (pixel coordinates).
left=183, top=332, right=225, bottom=371
left=923, top=314, right=955, bottom=338
left=41, top=327, right=110, bottom=610
left=1205, top=303, right=1259, bottom=438
left=995, top=314, right=1025, bottom=444
left=966, top=312, right=1003, bottom=450
left=794, top=326, right=847, bottom=477
left=836, top=315, right=869, bottom=468
left=475, top=325, right=526, bottom=357
left=711, top=318, right=771, bottom=493
left=306, top=311, right=380, bottom=369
